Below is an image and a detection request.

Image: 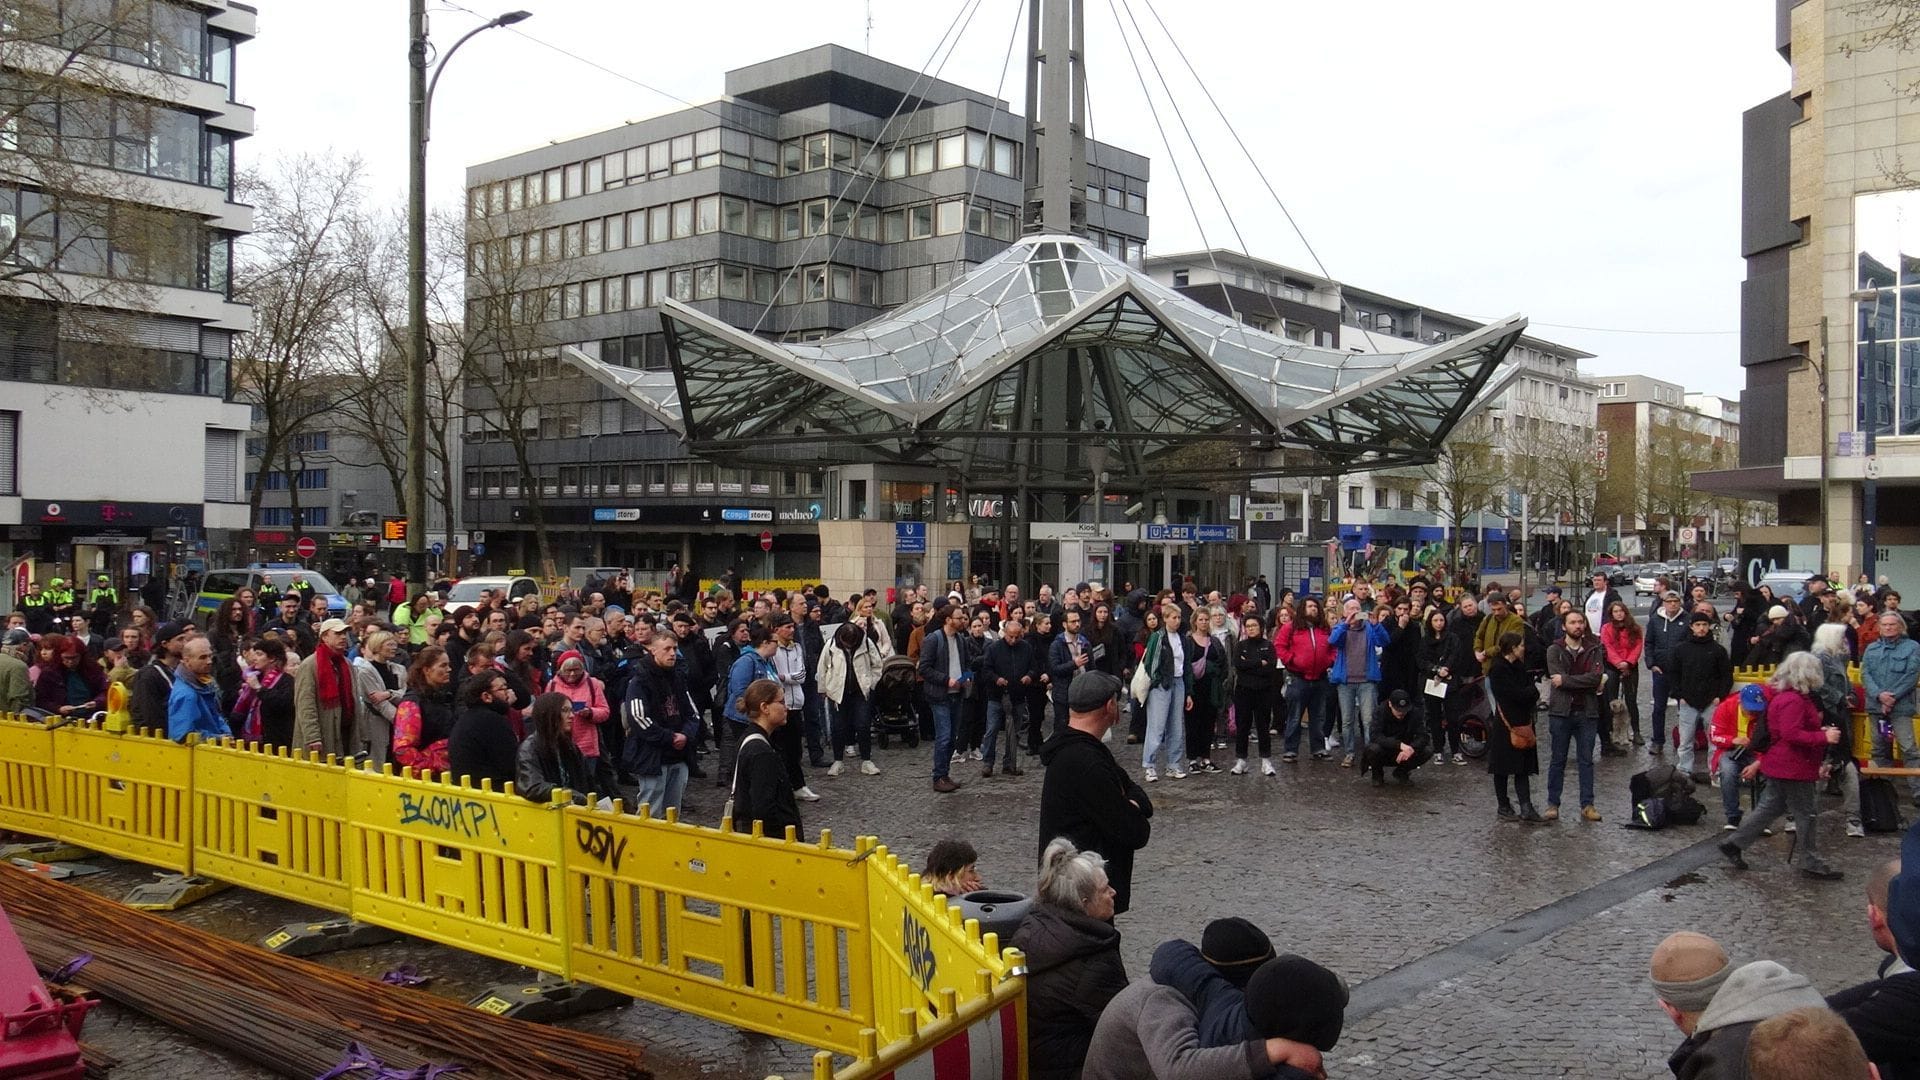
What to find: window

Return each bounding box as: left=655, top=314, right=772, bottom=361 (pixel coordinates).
left=1374, top=487, right=1389, bottom=509
left=936, top=133, right=966, bottom=169
left=0, top=410, right=19, bottom=495
left=1347, top=485, right=1362, bottom=509
left=695, top=195, right=719, bottom=234
left=910, top=140, right=935, bottom=175
left=935, top=200, right=964, bottom=236
left=909, top=204, right=934, bottom=240
left=1425, top=491, right=1440, bottom=513
left=563, top=162, right=583, bottom=198
left=605, top=213, right=624, bottom=249
left=671, top=200, right=693, bottom=239
left=583, top=218, right=602, bottom=255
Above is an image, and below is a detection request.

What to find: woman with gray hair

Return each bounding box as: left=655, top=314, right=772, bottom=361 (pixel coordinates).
left=1810, top=622, right=1867, bottom=838
left=1009, top=837, right=1128, bottom=1080
left=1719, top=651, right=1847, bottom=880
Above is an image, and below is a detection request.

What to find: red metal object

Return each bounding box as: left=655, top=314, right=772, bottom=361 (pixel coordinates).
left=0, top=904, right=91, bottom=1080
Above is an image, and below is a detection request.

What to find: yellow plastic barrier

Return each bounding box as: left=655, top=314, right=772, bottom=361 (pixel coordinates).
left=51, top=722, right=193, bottom=872
left=346, top=766, right=572, bottom=976
left=563, top=806, right=874, bottom=1057
left=863, top=842, right=1024, bottom=1062
left=1852, top=711, right=1916, bottom=763
left=830, top=977, right=1026, bottom=1080
left=192, top=741, right=352, bottom=911
left=0, top=714, right=57, bottom=839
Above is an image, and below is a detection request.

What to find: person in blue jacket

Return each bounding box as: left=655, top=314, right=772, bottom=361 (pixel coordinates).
left=719, top=624, right=778, bottom=789
left=167, top=637, right=230, bottom=743
left=1328, top=598, right=1392, bottom=768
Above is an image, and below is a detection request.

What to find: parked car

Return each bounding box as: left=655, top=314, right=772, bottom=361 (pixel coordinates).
left=1633, top=563, right=1676, bottom=596
left=194, top=567, right=346, bottom=626
left=445, top=575, right=541, bottom=607
left=1603, top=563, right=1637, bottom=589
left=1757, top=570, right=1819, bottom=603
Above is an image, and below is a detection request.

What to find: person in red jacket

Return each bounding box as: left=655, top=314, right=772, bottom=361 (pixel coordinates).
left=1275, top=597, right=1335, bottom=763
left=1720, top=652, right=1845, bottom=880
left=1709, top=683, right=1772, bottom=829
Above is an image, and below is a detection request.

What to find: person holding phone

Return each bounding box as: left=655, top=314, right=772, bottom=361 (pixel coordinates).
left=546, top=649, right=611, bottom=773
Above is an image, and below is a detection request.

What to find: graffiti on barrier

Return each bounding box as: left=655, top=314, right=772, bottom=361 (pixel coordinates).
left=396, top=792, right=506, bottom=845
left=574, top=819, right=627, bottom=872
left=901, top=907, right=937, bottom=992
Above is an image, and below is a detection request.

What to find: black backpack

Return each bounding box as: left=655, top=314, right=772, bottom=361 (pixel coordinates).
left=1862, top=776, right=1905, bottom=834
left=1629, top=764, right=1707, bottom=827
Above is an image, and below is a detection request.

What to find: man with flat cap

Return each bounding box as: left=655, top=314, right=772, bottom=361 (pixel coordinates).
left=1038, top=670, right=1152, bottom=916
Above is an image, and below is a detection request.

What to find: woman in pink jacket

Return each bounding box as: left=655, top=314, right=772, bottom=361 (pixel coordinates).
left=1718, top=651, right=1845, bottom=880
left=545, top=649, right=610, bottom=766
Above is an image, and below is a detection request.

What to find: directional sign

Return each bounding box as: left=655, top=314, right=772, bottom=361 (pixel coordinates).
left=430, top=541, right=445, bottom=556
left=473, top=542, right=486, bottom=556
left=895, top=521, right=927, bottom=553
left=294, top=536, right=317, bottom=559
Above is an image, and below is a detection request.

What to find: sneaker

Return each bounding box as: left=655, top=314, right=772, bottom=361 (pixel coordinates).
left=1431, top=753, right=1445, bottom=766
left=827, top=761, right=844, bottom=777
left=1581, top=805, right=1602, bottom=823
left=861, top=760, right=881, bottom=776
left=1282, top=752, right=1298, bottom=764
left=1649, top=741, right=1664, bottom=756
left=1722, top=822, right=1737, bottom=832
left=1847, top=820, right=1867, bottom=838
left=1261, top=758, right=1278, bottom=777
left=1327, top=737, right=1342, bottom=752
left=1543, top=805, right=1560, bottom=821
left=932, top=777, right=960, bottom=793
left=1168, top=767, right=1189, bottom=780
left=1340, top=754, right=1354, bottom=769
left=1229, top=759, right=1247, bottom=775
left=1783, top=819, right=1796, bottom=834
left=1719, top=842, right=1749, bottom=871
left=1761, top=827, right=1774, bottom=837
left=796, top=786, right=821, bottom=802
left=1143, top=768, right=1158, bottom=783
left=1451, top=753, right=1467, bottom=766
left=808, top=756, right=829, bottom=769
left=844, top=746, right=858, bottom=759
left=1312, top=750, right=1330, bottom=761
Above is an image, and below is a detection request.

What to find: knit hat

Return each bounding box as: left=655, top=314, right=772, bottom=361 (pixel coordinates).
left=1199, top=917, right=1275, bottom=987
left=1767, top=605, right=1789, bottom=620
left=1244, top=955, right=1347, bottom=1050
left=555, top=649, right=586, bottom=670
left=1648, top=931, right=1732, bottom=1013
left=1690, top=612, right=1715, bottom=626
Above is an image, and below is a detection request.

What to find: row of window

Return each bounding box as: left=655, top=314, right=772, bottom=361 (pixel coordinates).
left=1347, top=485, right=1440, bottom=513
left=0, top=76, right=235, bottom=191
left=461, top=399, right=669, bottom=442
left=244, top=469, right=328, bottom=492
left=244, top=432, right=330, bottom=458
left=468, top=127, right=1035, bottom=219
left=0, top=186, right=232, bottom=293
left=464, top=463, right=826, bottom=500
left=0, top=299, right=228, bottom=397
left=469, top=192, right=1025, bottom=278
left=39, top=0, right=231, bottom=84
left=256, top=507, right=328, bottom=527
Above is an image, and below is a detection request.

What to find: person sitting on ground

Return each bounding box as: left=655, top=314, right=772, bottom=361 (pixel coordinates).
left=1651, top=932, right=1826, bottom=1080
left=1747, top=1006, right=1882, bottom=1080
left=1360, top=688, right=1431, bottom=787
left=1081, top=951, right=1339, bottom=1080
left=1009, top=838, right=1129, bottom=1080
left=1147, top=916, right=1277, bottom=1046
left=923, top=838, right=986, bottom=898
left=1828, top=827, right=1920, bottom=1080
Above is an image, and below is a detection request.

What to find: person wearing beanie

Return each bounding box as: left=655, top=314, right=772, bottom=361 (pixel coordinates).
left=1147, top=917, right=1278, bottom=1046
left=1081, top=976, right=1328, bottom=1080
left=1750, top=604, right=1811, bottom=668
left=1668, top=610, right=1734, bottom=782
left=1663, top=956, right=1826, bottom=1078
left=1243, top=955, right=1347, bottom=1059
left=1829, top=823, right=1920, bottom=1080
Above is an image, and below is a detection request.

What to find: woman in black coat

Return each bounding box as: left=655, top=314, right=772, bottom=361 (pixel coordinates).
left=1008, top=838, right=1127, bottom=1080
left=1415, top=608, right=1453, bottom=763
left=1377, top=600, right=1420, bottom=700
left=1485, top=630, right=1542, bottom=823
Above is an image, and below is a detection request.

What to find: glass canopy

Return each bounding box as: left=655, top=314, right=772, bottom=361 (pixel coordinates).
left=560, top=235, right=1526, bottom=484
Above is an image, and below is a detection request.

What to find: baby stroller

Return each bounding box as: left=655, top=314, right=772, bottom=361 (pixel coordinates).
left=1454, top=676, right=1491, bottom=760
left=872, top=654, right=922, bottom=749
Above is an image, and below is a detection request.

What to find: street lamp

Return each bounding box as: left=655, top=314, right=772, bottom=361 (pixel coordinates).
left=1849, top=287, right=1883, bottom=580
left=407, top=5, right=530, bottom=596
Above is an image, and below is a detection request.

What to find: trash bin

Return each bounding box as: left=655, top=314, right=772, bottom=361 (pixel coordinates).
left=952, top=890, right=1030, bottom=940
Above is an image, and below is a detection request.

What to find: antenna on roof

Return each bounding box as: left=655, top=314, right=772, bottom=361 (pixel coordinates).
left=866, top=0, right=874, bottom=53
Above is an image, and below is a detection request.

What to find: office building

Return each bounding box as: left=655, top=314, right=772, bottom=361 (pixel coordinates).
left=1594, top=375, right=1745, bottom=559
left=0, top=1, right=256, bottom=600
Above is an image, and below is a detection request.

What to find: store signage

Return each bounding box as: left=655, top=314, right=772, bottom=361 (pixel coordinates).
left=30, top=501, right=201, bottom=527
left=720, top=507, right=774, bottom=523
left=895, top=521, right=927, bottom=554
left=72, top=534, right=143, bottom=546
left=592, top=508, right=642, bottom=522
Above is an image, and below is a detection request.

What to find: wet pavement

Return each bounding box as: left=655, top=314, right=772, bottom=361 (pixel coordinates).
left=42, top=667, right=1905, bottom=1079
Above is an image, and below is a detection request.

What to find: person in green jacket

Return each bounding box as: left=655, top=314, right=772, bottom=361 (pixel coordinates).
left=0, top=627, right=31, bottom=712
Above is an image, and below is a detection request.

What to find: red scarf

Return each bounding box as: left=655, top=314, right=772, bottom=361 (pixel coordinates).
left=314, top=643, right=350, bottom=710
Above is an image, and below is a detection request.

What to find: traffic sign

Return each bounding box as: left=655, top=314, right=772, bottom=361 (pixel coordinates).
left=473, top=542, right=486, bottom=556
left=294, top=536, right=317, bottom=559
left=431, top=541, right=445, bottom=556
left=1677, top=526, right=1697, bottom=545
left=759, top=530, right=773, bottom=552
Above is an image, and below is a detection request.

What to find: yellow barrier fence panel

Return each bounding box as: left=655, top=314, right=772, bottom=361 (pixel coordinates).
left=1853, top=711, right=1917, bottom=763
left=828, top=977, right=1028, bottom=1080
left=862, top=842, right=1022, bottom=1059
left=347, top=767, right=571, bottom=975
left=192, top=740, right=353, bottom=911
left=51, top=722, right=193, bottom=872
left=0, top=714, right=57, bottom=839
left=563, top=808, right=874, bottom=1057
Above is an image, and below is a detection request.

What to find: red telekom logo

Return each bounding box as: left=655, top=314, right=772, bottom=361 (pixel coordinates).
left=98, top=504, right=121, bottom=522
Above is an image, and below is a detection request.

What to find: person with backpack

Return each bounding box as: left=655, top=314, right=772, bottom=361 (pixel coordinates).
left=1719, top=652, right=1846, bottom=880
left=731, top=679, right=803, bottom=839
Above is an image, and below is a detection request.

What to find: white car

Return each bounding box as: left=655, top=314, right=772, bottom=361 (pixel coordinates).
left=445, top=575, right=541, bottom=606
left=1632, top=564, right=1674, bottom=596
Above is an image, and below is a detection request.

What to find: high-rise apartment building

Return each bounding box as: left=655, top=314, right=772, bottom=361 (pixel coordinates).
left=0, top=1, right=256, bottom=600
left=461, top=45, right=1149, bottom=578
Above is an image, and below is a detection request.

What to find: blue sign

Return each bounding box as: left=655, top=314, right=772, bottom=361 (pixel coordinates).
left=430, top=541, right=445, bottom=556
left=1145, top=524, right=1233, bottom=544
left=721, top=507, right=772, bottom=523
left=895, top=521, right=927, bottom=554
left=946, top=549, right=964, bottom=582
left=592, top=508, right=618, bottom=522
left=1196, top=525, right=1234, bottom=543
left=473, top=542, right=486, bottom=556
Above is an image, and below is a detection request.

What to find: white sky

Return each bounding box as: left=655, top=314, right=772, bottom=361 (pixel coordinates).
left=240, top=0, right=1787, bottom=398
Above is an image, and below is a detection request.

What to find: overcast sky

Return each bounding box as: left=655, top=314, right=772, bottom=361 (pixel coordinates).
left=240, top=1, right=1785, bottom=398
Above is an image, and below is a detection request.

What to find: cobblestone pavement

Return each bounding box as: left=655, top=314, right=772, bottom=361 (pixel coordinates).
left=49, top=677, right=1905, bottom=1079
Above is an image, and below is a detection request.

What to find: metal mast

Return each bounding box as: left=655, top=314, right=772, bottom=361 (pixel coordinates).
left=1023, top=0, right=1087, bottom=236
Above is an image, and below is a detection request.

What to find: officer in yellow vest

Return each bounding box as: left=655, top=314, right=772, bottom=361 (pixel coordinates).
left=17, top=580, right=49, bottom=635
left=88, top=573, right=119, bottom=627
left=43, top=577, right=76, bottom=629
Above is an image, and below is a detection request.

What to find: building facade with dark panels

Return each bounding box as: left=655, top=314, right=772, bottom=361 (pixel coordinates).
left=459, top=45, right=1149, bottom=581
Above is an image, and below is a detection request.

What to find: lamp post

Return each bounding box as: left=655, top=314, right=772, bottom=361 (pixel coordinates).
left=407, top=3, right=529, bottom=596
left=1850, top=288, right=1882, bottom=580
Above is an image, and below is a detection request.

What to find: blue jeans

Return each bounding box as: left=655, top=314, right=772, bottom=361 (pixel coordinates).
left=928, top=694, right=957, bottom=780
left=802, top=692, right=827, bottom=763
left=1647, top=668, right=1669, bottom=746
left=633, top=761, right=689, bottom=819
left=1675, top=702, right=1707, bottom=775
left=1144, top=677, right=1187, bottom=772
left=1546, top=712, right=1597, bottom=809
left=1336, top=681, right=1377, bottom=752
left=1283, top=678, right=1329, bottom=754
left=983, top=691, right=1024, bottom=769
left=1718, top=750, right=1755, bottom=822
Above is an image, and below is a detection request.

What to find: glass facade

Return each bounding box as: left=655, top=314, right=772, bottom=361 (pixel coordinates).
left=1855, top=189, right=1920, bottom=436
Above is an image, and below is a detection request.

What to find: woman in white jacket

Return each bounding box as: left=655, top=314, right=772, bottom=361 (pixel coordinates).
left=816, top=601, right=893, bottom=776
left=351, top=630, right=406, bottom=766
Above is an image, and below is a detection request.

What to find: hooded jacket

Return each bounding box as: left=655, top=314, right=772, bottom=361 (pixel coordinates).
left=1754, top=688, right=1832, bottom=783
left=1669, top=961, right=1828, bottom=1080
left=166, top=670, right=228, bottom=743
left=1009, top=902, right=1130, bottom=1080
left=1829, top=970, right=1920, bottom=1080
left=1081, top=981, right=1272, bottom=1080
left=1275, top=621, right=1334, bottom=682
left=1646, top=607, right=1689, bottom=670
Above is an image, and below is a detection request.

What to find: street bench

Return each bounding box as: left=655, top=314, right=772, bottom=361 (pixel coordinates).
left=1860, top=766, right=1920, bottom=779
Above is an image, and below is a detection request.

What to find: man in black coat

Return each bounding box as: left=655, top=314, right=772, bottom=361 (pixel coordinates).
left=1037, top=671, right=1152, bottom=916
left=129, top=621, right=192, bottom=732
left=1361, top=689, right=1431, bottom=786
left=447, top=669, right=519, bottom=790
left=1830, top=830, right=1920, bottom=1080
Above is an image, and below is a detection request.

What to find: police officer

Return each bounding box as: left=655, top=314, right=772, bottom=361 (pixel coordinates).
left=43, top=577, right=77, bottom=630
left=88, top=573, right=119, bottom=629
left=17, top=580, right=50, bottom=635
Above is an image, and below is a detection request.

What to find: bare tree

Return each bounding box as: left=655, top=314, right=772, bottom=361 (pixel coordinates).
left=1529, top=424, right=1604, bottom=569
left=230, top=155, right=366, bottom=532
left=1421, top=415, right=1502, bottom=582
